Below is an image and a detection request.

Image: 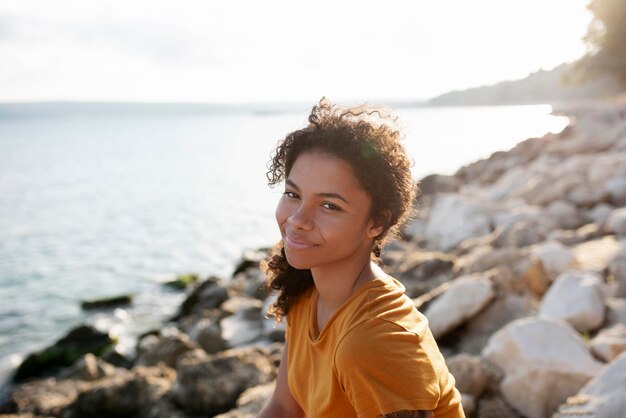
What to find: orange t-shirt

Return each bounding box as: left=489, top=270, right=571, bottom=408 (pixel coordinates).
left=286, top=275, right=465, bottom=418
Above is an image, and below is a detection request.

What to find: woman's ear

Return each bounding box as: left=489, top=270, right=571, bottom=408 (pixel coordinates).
left=367, top=210, right=390, bottom=238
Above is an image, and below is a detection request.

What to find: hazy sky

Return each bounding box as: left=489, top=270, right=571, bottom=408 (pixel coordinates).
left=0, top=0, right=592, bottom=103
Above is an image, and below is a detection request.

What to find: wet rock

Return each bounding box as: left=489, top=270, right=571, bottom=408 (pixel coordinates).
left=232, top=249, right=267, bottom=276
left=58, top=354, right=116, bottom=381
left=163, top=273, right=199, bottom=290
left=173, top=277, right=230, bottom=320
left=6, top=378, right=87, bottom=417
left=13, top=325, right=115, bottom=382
left=424, top=274, right=495, bottom=339
left=539, top=270, right=605, bottom=332
left=80, top=294, right=133, bottom=311
left=482, top=316, right=604, bottom=418
left=220, top=297, right=264, bottom=348
left=606, top=176, right=626, bottom=206
left=59, top=365, right=175, bottom=418
left=136, top=327, right=198, bottom=368
left=172, top=346, right=274, bottom=416
left=188, top=318, right=227, bottom=354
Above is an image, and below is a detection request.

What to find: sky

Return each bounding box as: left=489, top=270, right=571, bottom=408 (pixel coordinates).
left=0, top=0, right=593, bottom=103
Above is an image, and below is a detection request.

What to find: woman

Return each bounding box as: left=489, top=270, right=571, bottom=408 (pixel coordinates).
left=258, top=99, right=465, bottom=418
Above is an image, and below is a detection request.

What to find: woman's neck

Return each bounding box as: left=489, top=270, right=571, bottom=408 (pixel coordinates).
left=311, top=252, right=377, bottom=315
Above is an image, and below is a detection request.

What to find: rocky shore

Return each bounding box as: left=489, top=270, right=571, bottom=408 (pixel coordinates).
left=2, top=101, right=626, bottom=418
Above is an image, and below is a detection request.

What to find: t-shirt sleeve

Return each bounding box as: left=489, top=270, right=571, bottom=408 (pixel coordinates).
left=334, top=318, right=443, bottom=417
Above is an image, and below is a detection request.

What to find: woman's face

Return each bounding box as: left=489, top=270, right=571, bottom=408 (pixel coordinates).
left=276, top=151, right=383, bottom=271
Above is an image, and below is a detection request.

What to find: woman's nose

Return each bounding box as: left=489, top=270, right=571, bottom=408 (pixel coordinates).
left=288, top=203, right=314, bottom=230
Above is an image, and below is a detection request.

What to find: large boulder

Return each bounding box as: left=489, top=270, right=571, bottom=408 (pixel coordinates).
left=482, top=316, right=604, bottom=418
left=13, top=325, right=115, bottom=382
left=136, top=327, right=198, bottom=368
left=5, top=378, right=88, bottom=417
left=172, top=346, right=274, bottom=416
left=423, top=274, right=495, bottom=340
left=554, top=351, right=626, bottom=418
left=59, top=365, right=176, bottom=418
left=422, top=193, right=493, bottom=251
left=539, top=271, right=605, bottom=332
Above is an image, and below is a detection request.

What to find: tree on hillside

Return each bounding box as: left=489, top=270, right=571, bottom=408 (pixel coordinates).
left=577, top=0, right=626, bottom=85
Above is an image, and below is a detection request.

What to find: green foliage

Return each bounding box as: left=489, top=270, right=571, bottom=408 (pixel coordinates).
left=580, top=0, right=626, bottom=84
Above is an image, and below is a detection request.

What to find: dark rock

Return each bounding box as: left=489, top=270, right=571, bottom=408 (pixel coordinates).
left=136, top=328, right=198, bottom=368
left=6, top=378, right=87, bottom=417
left=163, top=273, right=199, bottom=290
left=232, top=249, right=268, bottom=276
left=80, top=294, right=133, bottom=311
left=13, top=325, right=115, bottom=382
left=173, top=346, right=274, bottom=416
left=58, top=354, right=116, bottom=381
left=59, top=365, right=175, bottom=418
left=417, top=174, right=460, bottom=196
left=172, top=277, right=229, bottom=321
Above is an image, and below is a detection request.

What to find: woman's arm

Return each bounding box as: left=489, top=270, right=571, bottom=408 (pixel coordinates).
left=257, top=341, right=305, bottom=418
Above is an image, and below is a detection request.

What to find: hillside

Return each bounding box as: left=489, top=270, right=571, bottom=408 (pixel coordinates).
left=428, top=63, right=624, bottom=106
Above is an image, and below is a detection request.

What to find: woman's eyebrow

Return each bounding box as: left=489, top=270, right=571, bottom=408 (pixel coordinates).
left=285, top=179, right=350, bottom=204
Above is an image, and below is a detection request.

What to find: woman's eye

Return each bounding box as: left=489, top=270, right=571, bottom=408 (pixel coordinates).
left=322, top=202, right=341, bottom=211
left=283, top=191, right=299, bottom=199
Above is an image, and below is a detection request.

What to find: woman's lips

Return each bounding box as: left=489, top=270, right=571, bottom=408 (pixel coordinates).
left=285, top=235, right=316, bottom=251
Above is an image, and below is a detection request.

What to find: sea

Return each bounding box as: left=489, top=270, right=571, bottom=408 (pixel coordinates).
left=0, top=101, right=569, bottom=385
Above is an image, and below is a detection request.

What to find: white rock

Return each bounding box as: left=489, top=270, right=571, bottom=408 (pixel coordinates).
left=555, top=351, right=626, bottom=418
left=573, top=236, right=621, bottom=274
left=423, top=275, right=495, bottom=339
left=531, top=240, right=577, bottom=279
left=482, top=316, right=604, bottom=418
left=545, top=200, right=586, bottom=230
left=423, top=193, right=494, bottom=251
left=590, top=323, right=626, bottom=362
left=539, top=271, right=605, bottom=332
left=606, top=176, right=626, bottom=206
left=586, top=203, right=615, bottom=225
left=606, top=207, right=626, bottom=235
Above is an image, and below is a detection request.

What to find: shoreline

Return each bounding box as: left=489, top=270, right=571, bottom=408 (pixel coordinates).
left=2, top=100, right=626, bottom=417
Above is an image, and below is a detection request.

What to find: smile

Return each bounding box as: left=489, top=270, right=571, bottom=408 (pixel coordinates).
left=285, top=235, right=317, bottom=251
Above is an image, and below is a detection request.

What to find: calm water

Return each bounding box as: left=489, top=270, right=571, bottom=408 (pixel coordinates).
left=0, top=102, right=568, bottom=383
